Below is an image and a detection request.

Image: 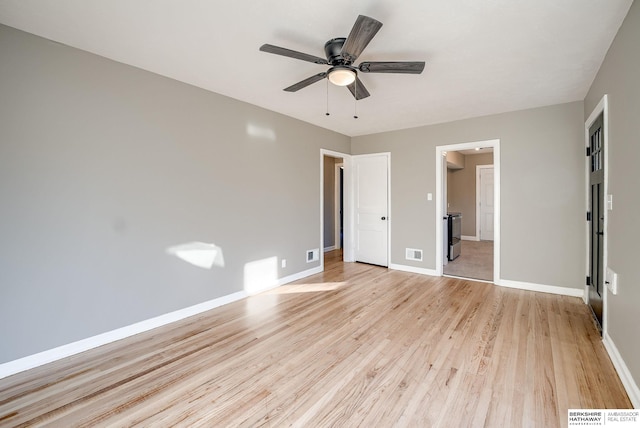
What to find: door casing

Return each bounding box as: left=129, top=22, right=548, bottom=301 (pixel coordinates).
left=334, top=162, right=344, bottom=250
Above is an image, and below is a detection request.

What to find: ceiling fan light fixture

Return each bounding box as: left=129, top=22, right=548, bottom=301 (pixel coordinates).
left=328, top=67, right=356, bottom=86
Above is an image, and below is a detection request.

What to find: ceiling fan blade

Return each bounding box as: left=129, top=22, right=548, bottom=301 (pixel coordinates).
left=284, top=72, right=327, bottom=92
left=260, top=44, right=328, bottom=65
left=341, top=15, right=383, bottom=64
left=347, top=76, right=370, bottom=100
left=359, top=61, right=425, bottom=74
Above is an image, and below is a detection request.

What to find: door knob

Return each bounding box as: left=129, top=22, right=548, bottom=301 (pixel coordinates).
left=381, top=216, right=386, bottom=220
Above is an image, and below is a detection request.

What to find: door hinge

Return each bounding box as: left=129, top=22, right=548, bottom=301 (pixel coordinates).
left=586, top=276, right=591, bottom=286
left=587, top=211, right=592, bottom=221
left=586, top=147, right=591, bottom=157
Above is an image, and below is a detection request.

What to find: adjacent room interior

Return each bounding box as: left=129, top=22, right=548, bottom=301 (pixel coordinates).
left=443, top=147, right=495, bottom=282
left=1, top=1, right=639, bottom=425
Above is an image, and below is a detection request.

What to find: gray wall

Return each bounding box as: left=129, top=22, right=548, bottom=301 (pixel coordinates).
left=448, top=152, right=494, bottom=237
left=0, top=24, right=350, bottom=363
left=584, top=0, right=640, bottom=392
left=352, top=101, right=585, bottom=288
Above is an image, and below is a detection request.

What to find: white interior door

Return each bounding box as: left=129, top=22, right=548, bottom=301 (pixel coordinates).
left=479, top=166, right=494, bottom=241
left=353, top=154, right=389, bottom=266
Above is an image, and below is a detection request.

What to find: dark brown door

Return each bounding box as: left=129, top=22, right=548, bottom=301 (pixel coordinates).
left=588, top=114, right=604, bottom=330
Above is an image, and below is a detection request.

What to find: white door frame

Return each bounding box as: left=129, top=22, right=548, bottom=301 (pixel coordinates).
left=435, top=139, right=501, bottom=283
left=476, top=164, right=494, bottom=241
left=334, top=162, right=344, bottom=250
left=584, top=94, right=609, bottom=334
left=320, top=149, right=353, bottom=268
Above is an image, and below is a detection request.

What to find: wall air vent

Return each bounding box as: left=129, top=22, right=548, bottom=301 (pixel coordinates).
left=405, top=248, right=423, bottom=261
left=307, top=249, right=320, bottom=263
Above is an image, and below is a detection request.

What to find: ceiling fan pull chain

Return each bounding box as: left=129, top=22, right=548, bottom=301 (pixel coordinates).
left=354, top=82, right=358, bottom=119
left=326, top=78, right=330, bottom=116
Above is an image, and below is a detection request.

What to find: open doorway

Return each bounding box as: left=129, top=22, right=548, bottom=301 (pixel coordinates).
left=443, top=148, right=494, bottom=281
left=435, top=140, right=500, bottom=284
left=321, top=149, right=351, bottom=267
left=323, top=155, right=343, bottom=253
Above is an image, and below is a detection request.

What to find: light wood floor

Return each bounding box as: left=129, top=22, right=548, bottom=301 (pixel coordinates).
left=0, top=250, right=631, bottom=427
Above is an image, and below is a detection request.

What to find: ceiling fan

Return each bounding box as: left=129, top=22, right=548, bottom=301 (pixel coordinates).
left=260, top=15, right=425, bottom=100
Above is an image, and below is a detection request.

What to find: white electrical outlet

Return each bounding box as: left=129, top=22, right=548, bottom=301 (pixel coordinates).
left=281, top=259, right=286, bottom=268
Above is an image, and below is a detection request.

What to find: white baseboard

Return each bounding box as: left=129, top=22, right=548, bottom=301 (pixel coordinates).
left=0, top=264, right=324, bottom=381
left=603, top=332, right=640, bottom=408
left=389, top=263, right=439, bottom=277
left=388, top=269, right=583, bottom=298
left=461, top=235, right=479, bottom=241
left=0, top=290, right=247, bottom=380
left=324, top=246, right=336, bottom=252
left=497, top=279, right=584, bottom=297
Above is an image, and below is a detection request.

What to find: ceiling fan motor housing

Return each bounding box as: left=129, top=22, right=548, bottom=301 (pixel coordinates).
left=324, top=38, right=347, bottom=65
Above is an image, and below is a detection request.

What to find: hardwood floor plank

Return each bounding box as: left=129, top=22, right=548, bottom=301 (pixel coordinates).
left=0, top=251, right=632, bottom=427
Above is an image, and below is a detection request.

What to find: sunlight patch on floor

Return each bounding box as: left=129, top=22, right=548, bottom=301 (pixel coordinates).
left=266, top=282, right=347, bottom=294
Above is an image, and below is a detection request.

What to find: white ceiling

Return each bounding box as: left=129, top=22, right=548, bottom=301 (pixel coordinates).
left=0, top=1, right=632, bottom=137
